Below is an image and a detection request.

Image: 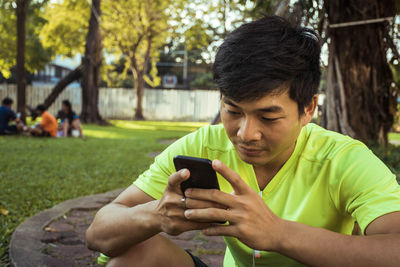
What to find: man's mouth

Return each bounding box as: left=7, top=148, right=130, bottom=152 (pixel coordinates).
left=237, top=145, right=263, bottom=156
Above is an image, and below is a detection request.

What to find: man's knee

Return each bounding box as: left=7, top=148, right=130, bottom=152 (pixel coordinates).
left=106, top=235, right=164, bottom=267
left=106, top=234, right=194, bottom=267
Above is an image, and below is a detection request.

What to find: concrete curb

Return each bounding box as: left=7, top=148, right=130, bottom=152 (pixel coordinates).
left=9, top=188, right=123, bottom=267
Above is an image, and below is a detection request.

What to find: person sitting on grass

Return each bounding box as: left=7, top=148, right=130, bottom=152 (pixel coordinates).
left=56, top=99, right=84, bottom=137
left=86, top=16, right=400, bottom=267
left=30, top=104, right=57, bottom=137
left=0, top=97, right=25, bottom=135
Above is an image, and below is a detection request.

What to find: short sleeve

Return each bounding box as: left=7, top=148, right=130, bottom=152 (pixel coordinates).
left=40, top=113, right=49, bottom=126
left=133, top=127, right=207, bottom=200
left=8, top=109, right=16, bottom=120
left=330, top=144, right=400, bottom=234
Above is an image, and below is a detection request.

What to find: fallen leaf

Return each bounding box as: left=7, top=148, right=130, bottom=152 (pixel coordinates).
left=0, top=208, right=9, bottom=216
left=44, top=227, right=57, bottom=232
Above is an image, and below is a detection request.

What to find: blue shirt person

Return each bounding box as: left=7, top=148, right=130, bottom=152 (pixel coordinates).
left=0, top=97, right=24, bottom=134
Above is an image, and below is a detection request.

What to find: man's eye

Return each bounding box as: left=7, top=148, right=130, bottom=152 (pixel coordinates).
left=262, top=117, right=279, bottom=122
left=227, top=110, right=241, bottom=115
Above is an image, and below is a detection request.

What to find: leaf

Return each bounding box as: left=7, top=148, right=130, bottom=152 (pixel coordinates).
left=44, top=227, right=57, bottom=232
left=0, top=208, right=9, bottom=216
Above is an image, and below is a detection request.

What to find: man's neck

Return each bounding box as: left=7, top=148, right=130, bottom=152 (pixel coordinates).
left=253, top=142, right=296, bottom=191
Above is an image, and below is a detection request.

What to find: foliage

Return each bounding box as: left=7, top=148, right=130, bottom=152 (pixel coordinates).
left=239, top=0, right=278, bottom=18
left=0, top=6, right=16, bottom=78
left=0, top=120, right=206, bottom=265
left=0, top=0, right=51, bottom=78
left=179, top=0, right=249, bottom=63
left=101, top=57, right=135, bottom=88
left=101, top=0, right=178, bottom=88
left=40, top=0, right=90, bottom=58
left=369, top=135, right=400, bottom=182
left=191, top=72, right=215, bottom=89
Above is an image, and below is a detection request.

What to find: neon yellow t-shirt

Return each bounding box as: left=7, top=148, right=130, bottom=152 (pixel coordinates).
left=134, top=123, right=400, bottom=267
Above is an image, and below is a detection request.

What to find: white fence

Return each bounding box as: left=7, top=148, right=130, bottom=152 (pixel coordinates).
left=0, top=85, right=220, bottom=121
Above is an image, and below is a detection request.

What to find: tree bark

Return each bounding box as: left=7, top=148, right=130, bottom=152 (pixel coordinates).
left=135, top=72, right=145, bottom=120
left=16, top=0, right=29, bottom=123
left=132, top=35, right=153, bottom=120
left=323, top=0, right=396, bottom=145
left=80, top=0, right=105, bottom=124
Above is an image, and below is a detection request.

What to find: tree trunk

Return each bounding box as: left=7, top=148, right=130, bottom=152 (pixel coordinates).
left=131, top=35, right=153, bottom=120
left=323, top=0, right=396, bottom=145
left=134, top=72, right=145, bottom=120
left=80, top=0, right=105, bottom=124
left=16, top=0, right=29, bottom=123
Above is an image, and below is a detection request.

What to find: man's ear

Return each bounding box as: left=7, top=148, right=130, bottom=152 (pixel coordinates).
left=301, top=94, right=318, bottom=126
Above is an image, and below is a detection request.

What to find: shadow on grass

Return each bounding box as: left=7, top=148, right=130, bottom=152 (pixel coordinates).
left=83, top=120, right=207, bottom=140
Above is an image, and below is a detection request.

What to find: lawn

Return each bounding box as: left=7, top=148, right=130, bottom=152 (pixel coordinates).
left=0, top=120, right=206, bottom=265
left=389, top=132, right=400, bottom=141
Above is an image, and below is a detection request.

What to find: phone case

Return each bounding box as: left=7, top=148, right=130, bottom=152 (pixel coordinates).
left=173, top=155, right=220, bottom=194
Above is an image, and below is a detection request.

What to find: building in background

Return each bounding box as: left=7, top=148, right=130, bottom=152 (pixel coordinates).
left=32, top=55, right=81, bottom=88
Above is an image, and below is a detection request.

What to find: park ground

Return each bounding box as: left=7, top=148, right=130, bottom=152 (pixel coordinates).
left=0, top=120, right=206, bottom=265
left=1, top=121, right=400, bottom=265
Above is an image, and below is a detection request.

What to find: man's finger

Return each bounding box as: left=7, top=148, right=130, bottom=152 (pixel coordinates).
left=212, top=160, right=249, bottom=194
left=185, top=197, right=227, bottom=210
left=184, top=207, right=230, bottom=223
left=185, top=188, right=235, bottom=208
left=202, top=225, right=237, bottom=237
left=167, top=169, right=190, bottom=191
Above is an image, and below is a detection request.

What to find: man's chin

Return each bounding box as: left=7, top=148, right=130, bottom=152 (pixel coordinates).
left=237, top=151, right=268, bottom=166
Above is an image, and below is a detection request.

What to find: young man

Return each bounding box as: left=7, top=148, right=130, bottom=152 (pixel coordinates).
left=86, top=16, right=400, bottom=267
left=30, top=104, right=58, bottom=137
left=0, top=97, right=25, bottom=135
left=56, top=100, right=83, bottom=137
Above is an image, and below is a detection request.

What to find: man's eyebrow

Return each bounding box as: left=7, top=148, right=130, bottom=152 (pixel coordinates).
left=223, top=98, right=239, bottom=108
left=223, top=98, right=283, bottom=113
left=258, top=106, right=283, bottom=113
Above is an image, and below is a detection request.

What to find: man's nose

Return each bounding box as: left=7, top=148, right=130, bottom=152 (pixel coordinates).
left=237, top=117, right=262, bottom=142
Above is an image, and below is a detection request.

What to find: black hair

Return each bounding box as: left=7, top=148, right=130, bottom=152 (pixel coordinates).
left=36, top=104, right=47, bottom=112
left=2, top=97, right=13, bottom=106
left=62, top=100, right=72, bottom=112
left=213, top=15, right=321, bottom=114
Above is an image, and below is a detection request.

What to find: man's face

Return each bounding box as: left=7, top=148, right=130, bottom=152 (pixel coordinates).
left=221, top=90, right=314, bottom=168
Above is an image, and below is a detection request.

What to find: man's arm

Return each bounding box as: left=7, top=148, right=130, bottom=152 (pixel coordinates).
left=86, top=184, right=159, bottom=257
left=8, top=109, right=18, bottom=122
left=276, top=212, right=400, bottom=267
left=86, top=169, right=214, bottom=257
left=184, top=160, right=400, bottom=267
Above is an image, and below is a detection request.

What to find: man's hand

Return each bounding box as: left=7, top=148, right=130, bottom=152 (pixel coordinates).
left=156, top=169, right=222, bottom=236
left=183, top=159, right=284, bottom=251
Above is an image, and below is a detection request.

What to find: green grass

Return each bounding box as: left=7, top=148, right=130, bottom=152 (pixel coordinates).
left=389, top=132, right=400, bottom=141
left=0, top=120, right=206, bottom=265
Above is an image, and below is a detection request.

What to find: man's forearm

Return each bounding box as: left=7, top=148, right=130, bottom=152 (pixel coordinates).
left=86, top=200, right=161, bottom=257
left=276, top=220, right=400, bottom=267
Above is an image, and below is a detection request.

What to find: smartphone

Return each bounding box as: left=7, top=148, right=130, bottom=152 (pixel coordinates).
left=173, top=155, right=220, bottom=195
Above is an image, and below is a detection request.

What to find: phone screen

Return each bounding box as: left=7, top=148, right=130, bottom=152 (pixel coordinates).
left=173, top=155, right=220, bottom=195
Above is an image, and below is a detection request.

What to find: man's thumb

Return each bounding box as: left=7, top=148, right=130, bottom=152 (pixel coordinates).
left=168, top=168, right=190, bottom=189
